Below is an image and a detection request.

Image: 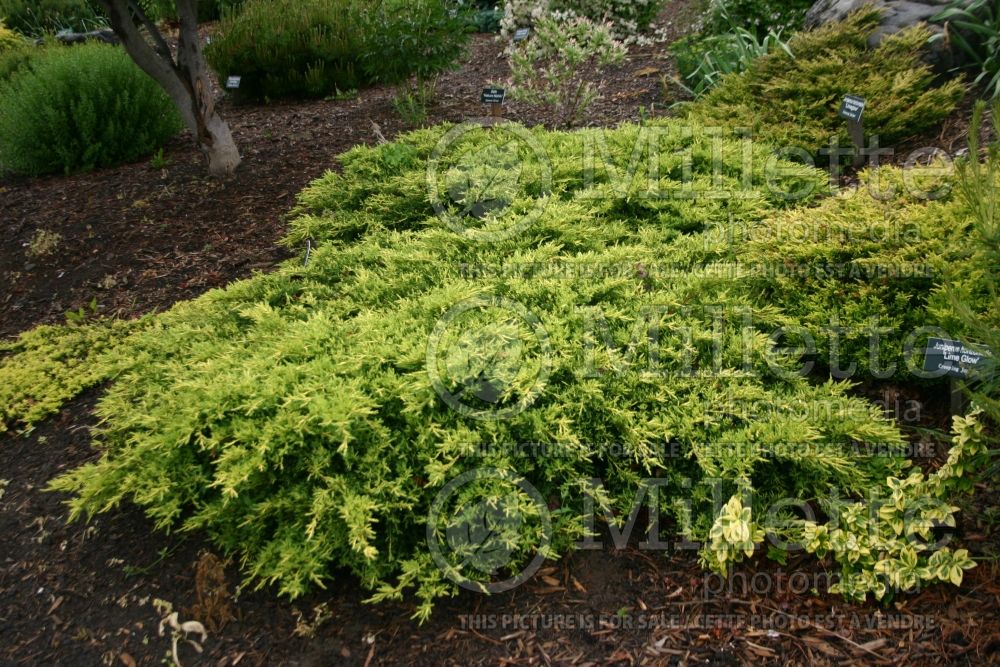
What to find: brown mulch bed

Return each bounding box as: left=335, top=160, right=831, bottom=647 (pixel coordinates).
left=2, top=388, right=998, bottom=666
left=2, top=3, right=999, bottom=665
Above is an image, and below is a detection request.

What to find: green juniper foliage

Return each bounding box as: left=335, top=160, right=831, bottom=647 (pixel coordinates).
left=737, top=165, right=969, bottom=381
left=0, top=42, right=182, bottom=176
left=0, top=117, right=972, bottom=619
left=684, top=8, right=966, bottom=153
left=0, top=318, right=147, bottom=434
left=0, top=18, right=21, bottom=51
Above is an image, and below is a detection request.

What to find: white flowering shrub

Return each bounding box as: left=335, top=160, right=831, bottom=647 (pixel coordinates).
left=501, top=0, right=665, bottom=41
left=508, top=13, right=626, bottom=127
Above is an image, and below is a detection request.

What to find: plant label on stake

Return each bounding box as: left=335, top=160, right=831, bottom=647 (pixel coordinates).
left=838, top=94, right=866, bottom=167
left=225, top=75, right=242, bottom=90
left=481, top=87, right=506, bottom=120
left=923, top=337, right=992, bottom=379
left=923, top=337, right=995, bottom=415
left=513, top=28, right=530, bottom=42
left=838, top=94, right=865, bottom=123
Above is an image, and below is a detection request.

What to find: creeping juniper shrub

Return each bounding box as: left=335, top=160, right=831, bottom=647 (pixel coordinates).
left=0, top=19, right=22, bottom=52
left=0, top=317, right=148, bottom=434
left=0, top=42, right=182, bottom=175
left=0, top=118, right=971, bottom=618
left=684, top=8, right=966, bottom=153
left=736, top=165, right=970, bottom=381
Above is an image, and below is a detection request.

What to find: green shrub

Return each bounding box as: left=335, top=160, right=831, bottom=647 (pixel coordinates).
left=684, top=8, right=966, bottom=153
left=205, top=0, right=364, bottom=101
left=3, top=116, right=975, bottom=619
left=140, top=0, right=245, bottom=22
left=0, top=42, right=182, bottom=175
left=204, top=0, right=469, bottom=101
left=0, top=0, right=105, bottom=36
left=359, top=0, right=469, bottom=85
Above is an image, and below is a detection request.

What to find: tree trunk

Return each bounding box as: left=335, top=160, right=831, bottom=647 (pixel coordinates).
left=98, top=0, right=241, bottom=177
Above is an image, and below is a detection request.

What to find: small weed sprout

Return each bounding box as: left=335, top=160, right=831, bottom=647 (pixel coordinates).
left=151, top=148, right=171, bottom=169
